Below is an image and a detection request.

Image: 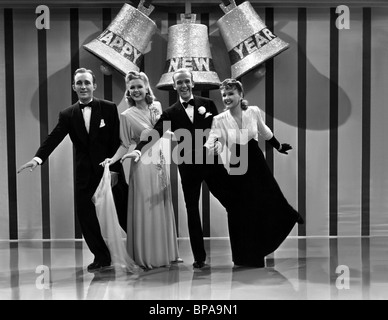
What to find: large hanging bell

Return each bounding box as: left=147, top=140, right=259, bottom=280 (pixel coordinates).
left=216, top=0, right=289, bottom=79
left=156, top=14, right=221, bottom=91
left=83, top=1, right=157, bottom=75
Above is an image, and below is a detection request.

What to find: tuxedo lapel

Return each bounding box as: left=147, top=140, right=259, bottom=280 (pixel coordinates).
left=193, top=96, right=204, bottom=125
left=88, top=98, right=102, bottom=143
left=73, top=102, right=89, bottom=146
left=174, top=101, right=194, bottom=129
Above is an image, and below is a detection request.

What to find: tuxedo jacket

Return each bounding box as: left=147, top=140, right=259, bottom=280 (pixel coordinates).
left=135, top=95, right=219, bottom=164
left=35, top=97, right=122, bottom=190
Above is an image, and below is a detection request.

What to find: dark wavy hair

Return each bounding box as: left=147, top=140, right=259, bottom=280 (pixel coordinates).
left=219, top=78, right=248, bottom=110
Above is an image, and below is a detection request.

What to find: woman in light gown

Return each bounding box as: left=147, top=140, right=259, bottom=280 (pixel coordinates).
left=101, top=71, right=181, bottom=269
left=205, top=78, right=303, bottom=268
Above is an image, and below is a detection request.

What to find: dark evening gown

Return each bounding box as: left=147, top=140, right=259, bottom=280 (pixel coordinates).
left=206, top=106, right=299, bottom=266
left=227, top=139, right=298, bottom=266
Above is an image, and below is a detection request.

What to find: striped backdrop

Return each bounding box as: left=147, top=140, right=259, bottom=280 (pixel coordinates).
left=1, top=2, right=388, bottom=240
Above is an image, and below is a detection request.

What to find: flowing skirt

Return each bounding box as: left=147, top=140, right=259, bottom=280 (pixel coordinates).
left=127, top=147, right=180, bottom=269
left=93, top=165, right=141, bottom=273
left=227, top=139, right=298, bottom=266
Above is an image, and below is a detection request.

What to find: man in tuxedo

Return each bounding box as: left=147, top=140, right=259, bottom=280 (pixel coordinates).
left=17, top=68, right=128, bottom=272
left=123, top=68, right=236, bottom=269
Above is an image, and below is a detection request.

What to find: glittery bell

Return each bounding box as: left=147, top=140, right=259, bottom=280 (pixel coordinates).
left=156, top=14, right=221, bottom=91
left=83, top=1, right=157, bottom=75
left=216, top=0, right=289, bottom=79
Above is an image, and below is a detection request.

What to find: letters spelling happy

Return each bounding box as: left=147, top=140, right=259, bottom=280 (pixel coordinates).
left=97, top=30, right=143, bottom=67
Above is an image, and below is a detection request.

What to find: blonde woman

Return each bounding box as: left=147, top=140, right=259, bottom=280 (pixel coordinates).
left=101, top=71, right=180, bottom=269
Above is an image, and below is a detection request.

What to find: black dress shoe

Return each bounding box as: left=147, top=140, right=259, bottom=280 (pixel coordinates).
left=192, top=261, right=209, bottom=269
left=87, top=261, right=111, bottom=272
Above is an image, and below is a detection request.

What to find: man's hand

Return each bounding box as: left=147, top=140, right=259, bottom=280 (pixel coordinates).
left=100, top=158, right=112, bottom=167
left=17, top=159, right=39, bottom=173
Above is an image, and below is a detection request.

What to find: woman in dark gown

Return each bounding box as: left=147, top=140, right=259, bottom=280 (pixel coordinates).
left=205, top=79, right=304, bottom=268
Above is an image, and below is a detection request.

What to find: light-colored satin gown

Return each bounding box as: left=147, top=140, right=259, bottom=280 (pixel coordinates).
left=120, top=102, right=180, bottom=269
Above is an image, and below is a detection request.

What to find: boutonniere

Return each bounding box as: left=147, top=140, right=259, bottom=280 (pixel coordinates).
left=198, top=106, right=212, bottom=118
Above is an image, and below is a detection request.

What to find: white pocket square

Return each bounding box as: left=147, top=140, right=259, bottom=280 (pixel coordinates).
left=204, top=112, right=212, bottom=118
left=99, top=119, right=106, bottom=128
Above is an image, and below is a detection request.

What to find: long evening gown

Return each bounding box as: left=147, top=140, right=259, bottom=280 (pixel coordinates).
left=120, top=102, right=180, bottom=269
left=206, top=106, right=299, bottom=266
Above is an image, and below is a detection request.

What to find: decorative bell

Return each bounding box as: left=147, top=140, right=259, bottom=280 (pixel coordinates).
left=157, top=14, right=221, bottom=91
left=83, top=1, right=157, bottom=75
left=216, top=0, right=289, bottom=79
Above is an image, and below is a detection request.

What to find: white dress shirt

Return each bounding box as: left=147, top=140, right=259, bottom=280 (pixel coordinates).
left=180, top=96, right=195, bottom=123
left=80, top=99, right=93, bottom=133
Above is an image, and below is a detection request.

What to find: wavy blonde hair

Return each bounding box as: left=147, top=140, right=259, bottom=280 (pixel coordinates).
left=125, top=70, right=156, bottom=107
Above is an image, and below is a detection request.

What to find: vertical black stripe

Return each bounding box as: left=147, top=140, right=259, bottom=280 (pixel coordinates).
left=201, top=12, right=210, bottom=238
left=361, top=237, right=370, bottom=299
left=9, top=242, right=20, bottom=299
left=264, top=8, right=274, bottom=172
left=70, top=8, right=82, bottom=239
left=329, top=237, right=339, bottom=299
left=102, top=8, right=113, bottom=101
left=298, top=237, right=307, bottom=286
left=297, top=8, right=307, bottom=237
left=70, top=9, right=79, bottom=104
left=139, top=50, right=145, bottom=72
left=168, top=13, right=179, bottom=236
left=42, top=241, right=52, bottom=298
left=361, top=8, right=371, bottom=236
left=4, top=9, right=18, bottom=240
left=263, top=8, right=283, bottom=266
left=37, top=26, right=51, bottom=239
left=75, top=240, right=84, bottom=298
left=329, top=8, right=339, bottom=236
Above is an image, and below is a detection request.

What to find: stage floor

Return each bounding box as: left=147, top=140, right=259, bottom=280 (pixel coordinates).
left=1, top=236, right=387, bottom=300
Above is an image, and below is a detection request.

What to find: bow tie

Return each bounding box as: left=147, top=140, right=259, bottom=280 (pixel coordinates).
left=182, top=99, right=194, bottom=109
left=80, top=101, right=93, bottom=109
